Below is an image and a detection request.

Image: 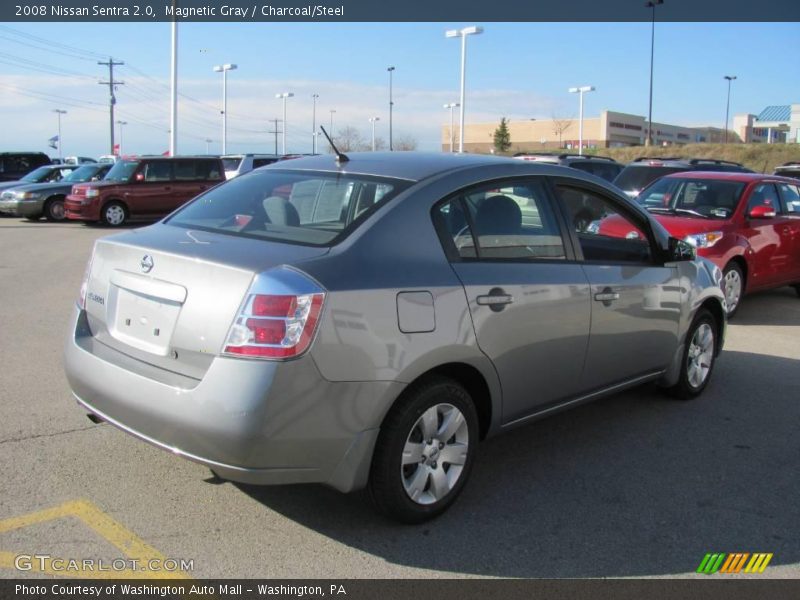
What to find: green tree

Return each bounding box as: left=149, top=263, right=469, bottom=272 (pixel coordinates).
left=493, top=117, right=511, bottom=153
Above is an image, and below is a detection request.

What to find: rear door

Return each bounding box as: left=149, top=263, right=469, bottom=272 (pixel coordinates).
left=173, top=159, right=219, bottom=209
left=553, top=182, right=681, bottom=391
left=436, top=177, right=592, bottom=424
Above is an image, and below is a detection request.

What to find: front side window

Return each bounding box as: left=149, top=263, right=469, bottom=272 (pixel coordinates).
left=436, top=180, right=566, bottom=260
left=777, top=183, right=800, bottom=213
left=168, top=169, right=409, bottom=246
left=747, top=183, right=781, bottom=214
left=104, top=160, right=139, bottom=182
left=556, top=185, right=652, bottom=264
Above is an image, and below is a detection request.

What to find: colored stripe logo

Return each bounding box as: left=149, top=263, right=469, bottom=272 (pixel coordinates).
left=697, top=553, right=773, bottom=574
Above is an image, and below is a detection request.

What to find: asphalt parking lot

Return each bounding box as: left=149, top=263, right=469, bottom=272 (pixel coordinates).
left=0, top=217, right=798, bottom=580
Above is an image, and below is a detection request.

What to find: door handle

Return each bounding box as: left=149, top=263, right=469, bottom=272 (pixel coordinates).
left=594, top=287, right=620, bottom=305
left=476, top=288, right=513, bottom=312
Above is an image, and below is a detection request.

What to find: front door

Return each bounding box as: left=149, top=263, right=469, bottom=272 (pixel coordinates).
left=553, top=182, right=681, bottom=391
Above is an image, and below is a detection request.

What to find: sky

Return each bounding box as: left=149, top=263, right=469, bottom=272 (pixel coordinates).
left=0, top=21, right=798, bottom=156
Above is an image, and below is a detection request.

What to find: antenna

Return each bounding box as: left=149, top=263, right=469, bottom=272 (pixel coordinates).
left=319, top=125, right=348, bottom=163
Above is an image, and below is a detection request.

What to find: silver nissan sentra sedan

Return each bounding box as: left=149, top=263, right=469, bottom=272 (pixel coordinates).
left=64, top=151, right=726, bottom=523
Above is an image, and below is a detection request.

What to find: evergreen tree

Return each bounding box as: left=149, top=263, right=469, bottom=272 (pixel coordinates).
left=493, top=118, right=511, bottom=153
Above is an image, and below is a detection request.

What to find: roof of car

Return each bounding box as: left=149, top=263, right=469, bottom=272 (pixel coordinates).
left=663, top=171, right=796, bottom=183
left=266, top=151, right=547, bottom=182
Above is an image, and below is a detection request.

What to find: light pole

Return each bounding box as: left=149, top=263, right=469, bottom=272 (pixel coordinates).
left=369, top=117, right=380, bottom=151
left=387, top=66, right=395, bottom=151
left=213, top=63, right=237, bottom=155
left=115, top=120, right=127, bottom=155
left=311, top=93, right=319, bottom=154
left=568, top=86, right=595, bottom=155
left=724, top=75, right=737, bottom=144
left=329, top=109, right=336, bottom=137
left=52, top=109, right=66, bottom=160
left=645, top=0, right=663, bottom=147
left=205, top=138, right=212, bottom=154
left=169, top=15, right=177, bottom=156
left=445, top=26, right=483, bottom=153
left=275, top=92, right=294, bottom=155
left=443, top=103, right=459, bottom=152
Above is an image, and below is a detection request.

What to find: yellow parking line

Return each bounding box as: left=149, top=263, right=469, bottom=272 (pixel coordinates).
left=0, top=499, right=189, bottom=579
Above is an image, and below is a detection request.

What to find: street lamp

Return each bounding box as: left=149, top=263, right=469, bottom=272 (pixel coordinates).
left=645, top=0, right=663, bottom=146
left=369, top=117, right=380, bottom=151
left=115, top=120, right=127, bottom=156
left=445, top=26, right=483, bottom=153
left=213, top=63, right=237, bottom=155
left=52, top=109, right=67, bottom=161
left=724, top=75, right=737, bottom=144
left=205, top=138, right=213, bottom=155
left=568, top=86, right=595, bottom=155
left=387, top=66, right=395, bottom=151
left=311, top=93, right=319, bottom=154
left=275, top=92, right=294, bottom=155
left=443, top=102, right=460, bottom=152
left=329, top=109, right=336, bottom=137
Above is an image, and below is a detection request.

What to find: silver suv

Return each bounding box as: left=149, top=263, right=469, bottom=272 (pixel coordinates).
left=222, top=154, right=280, bottom=179
left=64, top=152, right=726, bottom=522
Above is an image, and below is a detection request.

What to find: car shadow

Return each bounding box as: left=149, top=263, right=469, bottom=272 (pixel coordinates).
left=731, top=287, right=800, bottom=326
left=236, top=349, right=800, bottom=578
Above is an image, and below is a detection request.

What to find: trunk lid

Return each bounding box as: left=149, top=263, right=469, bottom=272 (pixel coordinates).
left=83, top=223, right=329, bottom=379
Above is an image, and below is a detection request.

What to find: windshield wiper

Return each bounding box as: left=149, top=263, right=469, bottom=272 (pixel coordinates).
left=673, top=208, right=708, bottom=218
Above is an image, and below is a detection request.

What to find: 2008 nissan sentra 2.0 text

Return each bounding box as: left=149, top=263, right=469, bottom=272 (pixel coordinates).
left=64, top=152, right=726, bottom=523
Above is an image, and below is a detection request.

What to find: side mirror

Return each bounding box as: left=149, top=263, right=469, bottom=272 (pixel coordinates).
left=748, top=204, right=776, bottom=219
left=667, top=237, right=696, bottom=262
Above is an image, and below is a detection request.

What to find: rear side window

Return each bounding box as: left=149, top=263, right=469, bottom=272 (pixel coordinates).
left=222, top=157, right=242, bottom=171
left=174, top=159, right=222, bottom=181
left=435, top=180, right=566, bottom=260
left=252, top=158, right=278, bottom=168
left=167, top=169, right=410, bottom=246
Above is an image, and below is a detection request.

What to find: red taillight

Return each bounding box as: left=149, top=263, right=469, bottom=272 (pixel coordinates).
left=252, top=294, right=296, bottom=317
left=224, top=292, right=324, bottom=359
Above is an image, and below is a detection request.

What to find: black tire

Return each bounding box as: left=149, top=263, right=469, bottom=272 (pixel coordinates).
left=722, top=262, right=744, bottom=318
left=101, top=201, right=128, bottom=227
left=667, top=309, right=718, bottom=400
left=44, top=196, right=66, bottom=222
left=368, top=376, right=479, bottom=524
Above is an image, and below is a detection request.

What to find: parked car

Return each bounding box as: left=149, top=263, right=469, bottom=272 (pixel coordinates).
left=773, top=161, right=800, bottom=181
left=0, top=163, right=112, bottom=221
left=98, top=155, right=120, bottom=164
left=613, top=157, right=752, bottom=199
left=64, top=152, right=726, bottom=523
left=65, top=156, right=225, bottom=226
left=0, top=164, right=79, bottom=195
left=513, top=153, right=623, bottom=183
left=596, top=171, right=800, bottom=316
left=222, top=154, right=280, bottom=179
left=0, top=152, right=52, bottom=182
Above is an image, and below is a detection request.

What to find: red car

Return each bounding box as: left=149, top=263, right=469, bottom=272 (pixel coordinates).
left=597, top=172, right=800, bottom=316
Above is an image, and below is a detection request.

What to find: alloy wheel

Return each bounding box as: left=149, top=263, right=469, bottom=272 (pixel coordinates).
left=687, top=323, right=714, bottom=389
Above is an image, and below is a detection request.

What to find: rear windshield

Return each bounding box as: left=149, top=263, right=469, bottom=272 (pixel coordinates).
left=222, top=157, right=242, bottom=171
left=167, top=169, right=411, bottom=246
left=104, top=160, right=139, bottom=182
left=613, top=166, right=687, bottom=192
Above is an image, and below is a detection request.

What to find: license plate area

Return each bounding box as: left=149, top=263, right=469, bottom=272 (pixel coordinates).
left=107, top=286, right=181, bottom=356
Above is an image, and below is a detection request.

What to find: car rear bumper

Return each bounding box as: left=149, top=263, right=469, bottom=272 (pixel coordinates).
left=64, top=306, right=402, bottom=492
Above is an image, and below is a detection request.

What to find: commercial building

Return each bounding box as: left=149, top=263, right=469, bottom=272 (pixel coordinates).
left=733, top=105, right=800, bottom=144
left=444, top=106, right=798, bottom=153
